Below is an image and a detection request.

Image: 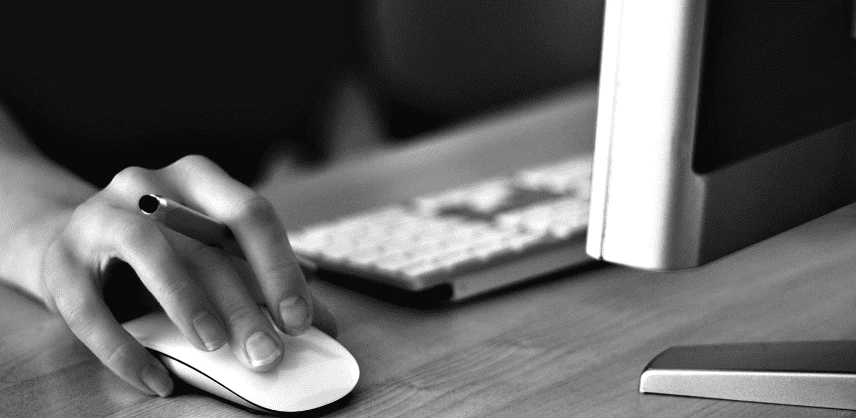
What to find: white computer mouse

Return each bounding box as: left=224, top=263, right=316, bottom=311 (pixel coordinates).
left=122, top=311, right=359, bottom=413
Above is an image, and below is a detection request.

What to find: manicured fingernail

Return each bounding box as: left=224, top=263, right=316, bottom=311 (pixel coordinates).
left=279, top=296, right=310, bottom=333
left=142, top=361, right=173, bottom=397
left=193, top=311, right=227, bottom=351
left=245, top=331, right=282, bottom=368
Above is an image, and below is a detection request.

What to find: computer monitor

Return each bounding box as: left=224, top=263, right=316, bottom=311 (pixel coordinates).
left=587, top=0, right=856, bottom=270
left=586, top=0, right=856, bottom=409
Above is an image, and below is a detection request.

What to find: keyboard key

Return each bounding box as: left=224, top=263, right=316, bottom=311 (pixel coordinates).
left=402, top=261, right=440, bottom=279
left=292, top=155, right=592, bottom=293
left=503, top=232, right=546, bottom=252
left=549, top=223, right=582, bottom=239
left=374, top=254, right=415, bottom=273
left=344, top=247, right=386, bottom=267
left=470, top=241, right=509, bottom=261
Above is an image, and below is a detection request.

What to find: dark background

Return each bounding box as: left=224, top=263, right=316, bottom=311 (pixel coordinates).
left=0, top=1, right=604, bottom=186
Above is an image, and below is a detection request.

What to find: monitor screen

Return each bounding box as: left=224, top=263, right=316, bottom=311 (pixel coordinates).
left=694, top=1, right=856, bottom=173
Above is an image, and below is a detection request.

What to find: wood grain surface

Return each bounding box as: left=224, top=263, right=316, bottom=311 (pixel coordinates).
left=3, top=83, right=856, bottom=417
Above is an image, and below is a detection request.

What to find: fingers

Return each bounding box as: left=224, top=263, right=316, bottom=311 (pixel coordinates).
left=228, top=255, right=338, bottom=338
left=43, top=160, right=338, bottom=398
left=104, top=156, right=318, bottom=337
left=162, top=155, right=313, bottom=336
left=168, top=230, right=285, bottom=371
left=71, top=202, right=228, bottom=353
left=43, top=240, right=173, bottom=397
left=102, top=166, right=165, bottom=205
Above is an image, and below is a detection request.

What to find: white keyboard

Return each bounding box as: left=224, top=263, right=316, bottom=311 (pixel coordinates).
left=289, top=155, right=593, bottom=301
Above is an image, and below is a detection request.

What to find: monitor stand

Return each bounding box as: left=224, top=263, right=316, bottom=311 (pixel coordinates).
left=640, top=341, right=856, bottom=410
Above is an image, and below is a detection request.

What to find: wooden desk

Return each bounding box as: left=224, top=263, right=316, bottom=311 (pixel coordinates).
left=4, top=83, right=856, bottom=417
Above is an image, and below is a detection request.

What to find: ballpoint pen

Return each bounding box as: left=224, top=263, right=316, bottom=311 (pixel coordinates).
left=138, top=194, right=317, bottom=277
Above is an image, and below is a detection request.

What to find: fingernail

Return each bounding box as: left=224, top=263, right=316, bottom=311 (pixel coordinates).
left=245, top=331, right=282, bottom=368
left=142, top=361, right=173, bottom=397
left=193, top=311, right=227, bottom=351
left=279, top=296, right=311, bottom=334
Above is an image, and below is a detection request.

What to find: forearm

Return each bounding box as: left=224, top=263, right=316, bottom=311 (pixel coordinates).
left=0, top=105, right=97, bottom=302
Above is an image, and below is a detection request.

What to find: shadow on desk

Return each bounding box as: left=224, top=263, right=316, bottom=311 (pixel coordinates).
left=169, top=377, right=356, bottom=418
left=316, top=261, right=609, bottom=310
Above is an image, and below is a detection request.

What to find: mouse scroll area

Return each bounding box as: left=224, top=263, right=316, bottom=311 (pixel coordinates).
left=122, top=311, right=359, bottom=413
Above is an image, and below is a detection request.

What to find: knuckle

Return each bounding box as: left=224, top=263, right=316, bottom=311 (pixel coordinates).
left=259, top=259, right=302, bottom=285
left=107, top=166, right=150, bottom=192
left=231, top=194, right=278, bottom=226
left=56, top=292, right=97, bottom=334
left=68, top=199, right=102, bottom=230
left=70, top=201, right=117, bottom=241
left=222, top=301, right=262, bottom=326
left=157, top=277, right=195, bottom=306
left=169, top=154, right=213, bottom=173
left=102, top=342, right=134, bottom=371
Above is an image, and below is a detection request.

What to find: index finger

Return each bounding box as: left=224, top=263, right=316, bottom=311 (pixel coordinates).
left=163, top=155, right=312, bottom=335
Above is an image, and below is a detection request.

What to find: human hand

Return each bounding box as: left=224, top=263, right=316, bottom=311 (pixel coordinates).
left=38, top=155, right=335, bottom=397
